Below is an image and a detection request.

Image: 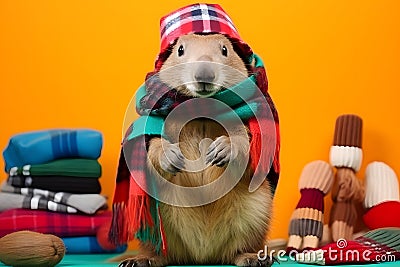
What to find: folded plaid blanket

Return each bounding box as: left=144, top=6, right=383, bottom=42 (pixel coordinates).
left=2, top=183, right=107, bottom=214
left=8, top=175, right=101, bottom=194
left=63, top=236, right=127, bottom=254
left=3, top=129, right=103, bottom=172
left=0, top=191, right=78, bottom=213
left=9, top=158, right=102, bottom=178
left=0, top=209, right=112, bottom=238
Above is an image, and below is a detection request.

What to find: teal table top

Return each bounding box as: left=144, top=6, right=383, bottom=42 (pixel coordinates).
left=0, top=254, right=399, bottom=266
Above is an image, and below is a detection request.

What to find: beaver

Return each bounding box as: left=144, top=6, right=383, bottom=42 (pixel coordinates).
left=113, top=4, right=280, bottom=267
left=117, top=32, right=276, bottom=267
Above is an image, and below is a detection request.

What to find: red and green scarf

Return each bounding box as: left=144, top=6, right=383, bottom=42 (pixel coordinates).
left=110, top=51, right=280, bottom=255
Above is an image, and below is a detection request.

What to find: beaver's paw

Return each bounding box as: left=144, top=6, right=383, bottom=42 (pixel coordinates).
left=118, top=258, right=151, bottom=267
left=234, top=253, right=277, bottom=267
left=205, top=136, right=237, bottom=167
left=118, top=256, right=166, bottom=267
left=159, top=143, right=185, bottom=174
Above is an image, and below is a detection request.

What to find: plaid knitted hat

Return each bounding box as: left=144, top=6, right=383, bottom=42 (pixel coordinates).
left=329, top=114, right=363, bottom=172
left=160, top=3, right=243, bottom=52
left=155, top=3, right=252, bottom=70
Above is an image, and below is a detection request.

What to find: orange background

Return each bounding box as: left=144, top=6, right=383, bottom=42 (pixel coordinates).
left=1, top=0, right=400, bottom=245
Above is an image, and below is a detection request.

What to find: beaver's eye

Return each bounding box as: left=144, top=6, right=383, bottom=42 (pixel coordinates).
left=178, top=45, right=184, bottom=57
left=221, top=45, right=228, bottom=57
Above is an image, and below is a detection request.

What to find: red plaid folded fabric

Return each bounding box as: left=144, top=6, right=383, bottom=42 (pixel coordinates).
left=0, top=208, right=111, bottom=238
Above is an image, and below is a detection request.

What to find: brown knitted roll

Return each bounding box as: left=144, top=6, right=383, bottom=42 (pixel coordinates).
left=329, top=201, right=357, bottom=241
left=331, top=168, right=365, bottom=202
left=329, top=114, right=363, bottom=171
left=333, top=114, right=363, bottom=148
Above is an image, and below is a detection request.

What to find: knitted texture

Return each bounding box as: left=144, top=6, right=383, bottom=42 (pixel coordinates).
left=3, top=129, right=102, bottom=172
left=296, top=228, right=400, bottom=265
left=287, top=161, right=333, bottom=252
left=8, top=159, right=102, bottom=178
left=7, top=175, right=102, bottom=194
left=363, top=161, right=400, bottom=230
left=159, top=3, right=244, bottom=53
left=332, top=114, right=363, bottom=148
left=0, top=191, right=78, bottom=213
left=363, top=201, right=400, bottom=229
left=329, top=168, right=364, bottom=241
left=298, top=160, right=334, bottom=194
left=329, top=114, right=364, bottom=242
left=0, top=209, right=113, bottom=238
left=329, top=201, right=357, bottom=242
left=364, top=161, right=399, bottom=209
left=329, top=114, right=363, bottom=171
left=2, top=183, right=107, bottom=215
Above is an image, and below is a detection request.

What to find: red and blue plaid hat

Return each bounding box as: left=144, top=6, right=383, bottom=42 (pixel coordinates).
left=155, top=3, right=252, bottom=70
left=159, top=3, right=250, bottom=52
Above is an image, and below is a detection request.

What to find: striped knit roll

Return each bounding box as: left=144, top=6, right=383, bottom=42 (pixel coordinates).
left=329, top=114, right=363, bottom=172
left=287, top=161, right=334, bottom=252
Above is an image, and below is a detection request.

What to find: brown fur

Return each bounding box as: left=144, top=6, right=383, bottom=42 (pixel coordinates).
left=119, top=34, right=274, bottom=266
left=159, top=34, right=248, bottom=97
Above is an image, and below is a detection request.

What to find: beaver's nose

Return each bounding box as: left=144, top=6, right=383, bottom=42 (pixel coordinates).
left=194, top=56, right=215, bottom=83
left=194, top=65, right=215, bottom=83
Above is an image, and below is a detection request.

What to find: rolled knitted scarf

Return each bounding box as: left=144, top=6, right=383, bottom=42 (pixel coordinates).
left=110, top=53, right=280, bottom=254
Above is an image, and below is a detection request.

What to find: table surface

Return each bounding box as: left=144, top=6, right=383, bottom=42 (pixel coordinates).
left=0, top=254, right=399, bottom=267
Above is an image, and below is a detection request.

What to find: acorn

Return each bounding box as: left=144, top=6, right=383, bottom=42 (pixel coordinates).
left=0, top=231, right=65, bottom=267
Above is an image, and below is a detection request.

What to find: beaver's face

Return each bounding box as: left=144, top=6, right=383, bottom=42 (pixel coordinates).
left=159, top=34, right=248, bottom=98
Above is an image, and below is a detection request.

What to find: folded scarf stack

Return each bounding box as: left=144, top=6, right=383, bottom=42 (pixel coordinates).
left=4, top=129, right=103, bottom=194
left=1, top=129, right=126, bottom=254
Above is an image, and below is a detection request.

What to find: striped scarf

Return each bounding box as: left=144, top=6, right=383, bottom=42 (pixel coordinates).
left=110, top=53, right=280, bottom=254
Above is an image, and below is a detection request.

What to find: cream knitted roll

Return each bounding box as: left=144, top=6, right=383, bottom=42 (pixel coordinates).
left=364, top=161, right=399, bottom=209
left=329, top=146, right=363, bottom=172
left=330, top=114, right=363, bottom=172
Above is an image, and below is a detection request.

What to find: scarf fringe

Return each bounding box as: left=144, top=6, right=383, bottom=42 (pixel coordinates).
left=135, top=201, right=167, bottom=255
left=109, top=202, right=129, bottom=245
left=109, top=193, right=167, bottom=255
left=109, top=195, right=154, bottom=244
left=127, top=193, right=154, bottom=234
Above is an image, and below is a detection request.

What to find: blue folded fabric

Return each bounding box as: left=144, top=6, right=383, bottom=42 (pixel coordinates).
left=3, top=129, right=103, bottom=171
left=63, top=236, right=127, bottom=254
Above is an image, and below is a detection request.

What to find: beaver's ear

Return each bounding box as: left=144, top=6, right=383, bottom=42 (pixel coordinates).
left=227, top=36, right=253, bottom=73
left=154, top=39, right=178, bottom=71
